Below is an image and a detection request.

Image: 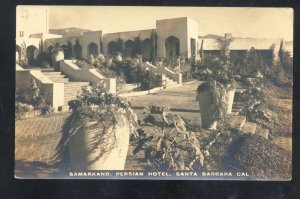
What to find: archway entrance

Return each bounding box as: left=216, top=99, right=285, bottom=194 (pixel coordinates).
left=108, top=41, right=118, bottom=56
left=124, top=40, right=134, bottom=57
left=88, top=42, right=98, bottom=56
left=141, top=39, right=151, bottom=61
left=73, top=39, right=82, bottom=59
left=165, top=36, right=180, bottom=66
left=26, top=45, right=38, bottom=66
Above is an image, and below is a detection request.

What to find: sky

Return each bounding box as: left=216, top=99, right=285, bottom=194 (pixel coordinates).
left=48, top=6, right=293, bottom=40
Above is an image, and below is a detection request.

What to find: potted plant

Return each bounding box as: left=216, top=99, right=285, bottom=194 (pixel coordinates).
left=218, top=74, right=236, bottom=114
left=196, top=55, right=236, bottom=128
left=196, top=80, right=227, bottom=130
left=51, top=42, right=65, bottom=71
left=54, top=83, right=137, bottom=170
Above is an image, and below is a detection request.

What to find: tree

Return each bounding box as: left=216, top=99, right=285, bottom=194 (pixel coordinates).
left=116, top=38, right=124, bottom=55
left=244, top=47, right=263, bottom=75
left=217, top=37, right=234, bottom=64
left=150, top=31, right=157, bottom=63
left=133, top=37, right=142, bottom=55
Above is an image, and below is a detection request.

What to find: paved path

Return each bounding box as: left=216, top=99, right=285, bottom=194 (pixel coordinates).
left=15, top=82, right=202, bottom=177
left=15, top=112, right=70, bottom=178
left=15, top=112, right=69, bottom=163
left=126, top=81, right=202, bottom=121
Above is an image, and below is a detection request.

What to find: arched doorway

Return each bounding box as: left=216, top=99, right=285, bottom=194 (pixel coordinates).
left=73, top=39, right=82, bottom=59
left=108, top=41, right=117, bottom=56
left=141, top=39, right=151, bottom=61
left=26, top=45, right=38, bottom=66
left=124, top=40, right=134, bottom=57
left=88, top=42, right=98, bottom=56
left=165, top=36, right=180, bottom=66
left=61, top=44, right=72, bottom=59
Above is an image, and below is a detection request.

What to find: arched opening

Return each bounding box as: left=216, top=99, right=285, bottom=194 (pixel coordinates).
left=141, top=39, right=151, bottom=61
left=165, top=36, right=180, bottom=66
left=88, top=42, right=98, bottom=56
left=61, top=44, right=71, bottom=59
left=108, top=41, right=118, bottom=56
left=16, top=45, right=21, bottom=62
left=124, top=40, right=135, bottom=57
left=65, top=41, right=73, bottom=59
left=26, top=45, right=38, bottom=66
left=73, top=39, right=82, bottom=59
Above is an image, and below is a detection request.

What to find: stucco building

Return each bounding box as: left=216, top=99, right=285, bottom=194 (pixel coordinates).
left=16, top=7, right=292, bottom=68
left=16, top=6, right=62, bottom=65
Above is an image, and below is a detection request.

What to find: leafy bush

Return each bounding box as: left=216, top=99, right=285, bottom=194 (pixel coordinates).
left=36, top=52, right=52, bottom=67
left=132, top=107, right=204, bottom=170
left=77, top=55, right=162, bottom=91
left=17, top=57, right=29, bottom=68
left=197, top=80, right=228, bottom=120
left=75, top=60, right=94, bottom=69
left=139, top=69, right=162, bottom=91
left=55, top=84, right=138, bottom=163
left=41, top=61, right=50, bottom=68
left=15, top=78, right=53, bottom=117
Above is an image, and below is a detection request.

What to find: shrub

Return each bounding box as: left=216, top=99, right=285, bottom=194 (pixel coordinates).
left=132, top=106, right=204, bottom=170
left=55, top=83, right=138, bottom=164
left=17, top=57, right=29, bottom=68
left=36, top=52, right=51, bottom=66
left=15, top=78, right=53, bottom=117
left=75, top=60, right=94, bottom=69
left=41, top=61, right=50, bottom=68
left=140, top=69, right=162, bottom=91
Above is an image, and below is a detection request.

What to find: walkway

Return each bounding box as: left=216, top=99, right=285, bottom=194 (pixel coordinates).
left=126, top=81, right=202, bottom=121
left=15, top=82, right=202, bottom=177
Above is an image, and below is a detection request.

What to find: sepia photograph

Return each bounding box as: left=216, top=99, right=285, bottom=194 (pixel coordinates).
left=15, top=6, right=293, bottom=180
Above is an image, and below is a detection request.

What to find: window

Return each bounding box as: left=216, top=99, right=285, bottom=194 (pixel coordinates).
left=19, top=31, right=24, bottom=37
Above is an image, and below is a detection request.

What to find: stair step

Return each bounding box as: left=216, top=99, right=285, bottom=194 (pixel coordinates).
left=240, top=122, right=257, bottom=134
left=225, top=115, right=246, bottom=129
left=65, top=82, right=89, bottom=85
left=42, top=72, right=62, bottom=75
left=49, top=79, right=70, bottom=83
left=64, top=96, right=78, bottom=100
left=64, top=90, right=81, bottom=94
left=43, top=74, right=66, bottom=77
left=255, top=128, right=269, bottom=139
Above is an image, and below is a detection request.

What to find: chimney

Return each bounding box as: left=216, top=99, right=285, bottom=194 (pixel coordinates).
left=225, top=33, right=232, bottom=39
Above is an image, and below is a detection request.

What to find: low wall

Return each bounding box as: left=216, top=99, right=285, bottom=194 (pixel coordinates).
left=123, top=83, right=139, bottom=92
left=60, top=60, right=116, bottom=94
left=156, top=67, right=182, bottom=84
left=118, top=86, right=163, bottom=97
left=145, top=62, right=182, bottom=84
left=16, top=65, right=64, bottom=111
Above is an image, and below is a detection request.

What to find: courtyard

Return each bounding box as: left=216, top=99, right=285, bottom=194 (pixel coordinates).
left=15, top=80, right=292, bottom=179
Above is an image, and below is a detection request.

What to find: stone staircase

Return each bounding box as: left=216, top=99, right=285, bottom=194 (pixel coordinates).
left=232, top=102, right=244, bottom=114
left=42, top=71, right=89, bottom=111
left=227, top=101, right=269, bottom=139
left=164, top=76, right=178, bottom=87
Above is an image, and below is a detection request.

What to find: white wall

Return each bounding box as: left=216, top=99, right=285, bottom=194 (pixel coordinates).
left=187, top=18, right=199, bottom=58
left=156, top=17, right=188, bottom=58
left=80, top=31, right=103, bottom=58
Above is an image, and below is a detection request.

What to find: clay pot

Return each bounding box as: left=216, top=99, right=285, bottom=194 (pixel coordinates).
left=225, top=86, right=236, bottom=114
left=68, top=113, right=130, bottom=170
left=197, top=90, right=218, bottom=130
left=52, top=50, right=64, bottom=71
